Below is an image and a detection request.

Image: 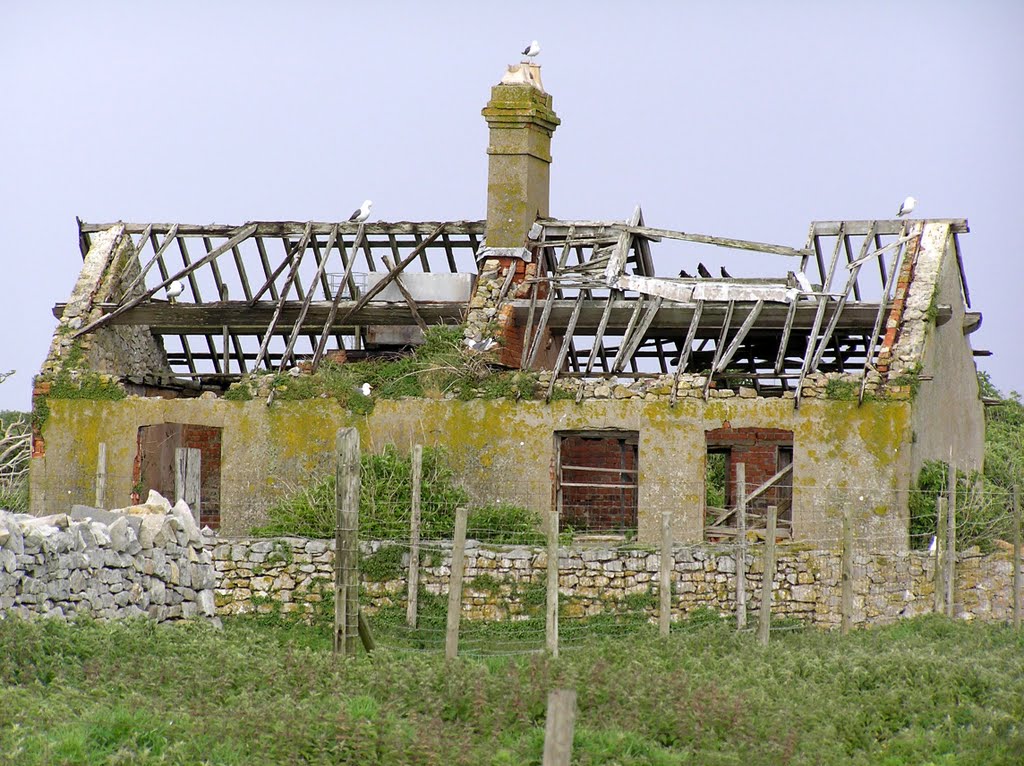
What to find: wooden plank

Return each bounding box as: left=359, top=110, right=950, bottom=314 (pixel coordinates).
left=527, top=226, right=577, bottom=368
left=541, top=689, right=577, bottom=766
left=614, top=295, right=664, bottom=371
left=329, top=223, right=447, bottom=339
left=625, top=224, right=811, bottom=258
left=670, top=299, right=704, bottom=406
left=952, top=232, right=971, bottom=308
left=174, top=447, right=201, bottom=523
left=715, top=299, right=764, bottom=372
left=310, top=224, right=367, bottom=372
left=519, top=280, right=540, bottom=369
left=95, top=442, right=106, bottom=509
left=546, top=508, right=560, bottom=657
left=445, top=505, right=469, bottom=660
left=252, top=223, right=312, bottom=371
left=811, top=219, right=968, bottom=236
left=946, top=463, right=956, bottom=617
left=120, top=223, right=176, bottom=300
left=934, top=496, right=947, bottom=614
left=703, top=300, right=735, bottom=399
left=773, top=298, right=799, bottom=374
left=333, top=428, right=361, bottom=656
left=795, top=223, right=847, bottom=405
left=72, top=224, right=258, bottom=339
left=561, top=464, right=638, bottom=475
left=859, top=223, right=910, bottom=403
left=757, top=505, right=778, bottom=645
left=381, top=254, right=430, bottom=333
left=406, top=445, right=423, bottom=629
left=80, top=220, right=487, bottom=236
left=254, top=236, right=281, bottom=302
left=546, top=294, right=587, bottom=401
left=279, top=224, right=339, bottom=370
left=744, top=464, right=793, bottom=505
left=736, top=462, right=747, bottom=631
left=659, top=511, right=672, bottom=637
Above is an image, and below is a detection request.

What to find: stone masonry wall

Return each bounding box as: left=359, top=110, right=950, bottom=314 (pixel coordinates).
left=211, top=537, right=1018, bottom=627
left=0, top=493, right=218, bottom=623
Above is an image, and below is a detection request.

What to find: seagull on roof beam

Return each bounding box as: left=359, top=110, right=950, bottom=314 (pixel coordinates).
left=522, top=40, right=540, bottom=61
left=697, top=263, right=712, bottom=279
left=349, top=199, right=373, bottom=223
left=897, top=196, right=917, bottom=218
left=166, top=280, right=184, bottom=304
left=720, top=266, right=732, bottom=278
left=678, top=269, right=692, bottom=279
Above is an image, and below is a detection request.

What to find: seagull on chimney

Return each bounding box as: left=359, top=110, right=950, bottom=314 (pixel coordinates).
left=697, top=262, right=713, bottom=279
left=897, top=196, right=917, bottom=218
left=349, top=199, right=373, bottom=223
left=166, top=280, right=184, bottom=304
left=521, top=40, right=541, bottom=61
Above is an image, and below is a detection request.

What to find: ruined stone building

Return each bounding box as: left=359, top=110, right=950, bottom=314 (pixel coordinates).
left=31, top=62, right=985, bottom=550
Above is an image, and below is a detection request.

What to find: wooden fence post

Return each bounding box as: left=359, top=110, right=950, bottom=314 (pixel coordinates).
left=659, top=511, right=672, bottom=637
left=542, top=689, right=577, bottom=766
left=841, top=508, right=853, bottom=635
left=1013, top=484, right=1020, bottom=631
left=333, top=428, right=360, bottom=656
left=95, top=442, right=107, bottom=509
left=946, top=465, right=957, bottom=617
left=934, top=496, right=946, bottom=614
left=547, top=508, right=560, bottom=657
left=735, top=463, right=747, bottom=630
left=445, top=505, right=468, bottom=660
left=174, top=447, right=201, bottom=522
left=757, top=505, right=777, bottom=646
left=406, top=444, right=423, bottom=628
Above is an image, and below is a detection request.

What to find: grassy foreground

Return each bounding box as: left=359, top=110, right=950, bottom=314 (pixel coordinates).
left=0, top=615, right=1022, bottom=765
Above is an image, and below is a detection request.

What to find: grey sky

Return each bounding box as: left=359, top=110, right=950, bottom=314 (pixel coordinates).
left=1, top=1, right=1021, bottom=411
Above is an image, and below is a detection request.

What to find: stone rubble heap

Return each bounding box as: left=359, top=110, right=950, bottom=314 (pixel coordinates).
left=0, top=491, right=218, bottom=623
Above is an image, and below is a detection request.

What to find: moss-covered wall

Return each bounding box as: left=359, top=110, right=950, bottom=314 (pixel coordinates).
left=31, top=395, right=913, bottom=549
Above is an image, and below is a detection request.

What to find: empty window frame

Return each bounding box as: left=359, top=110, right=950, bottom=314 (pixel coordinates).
left=704, top=426, right=793, bottom=540
left=556, top=430, right=639, bottom=533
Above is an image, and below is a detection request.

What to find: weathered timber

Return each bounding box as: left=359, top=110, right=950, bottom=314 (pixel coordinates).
left=811, top=219, right=968, bottom=236
left=80, top=220, right=486, bottom=236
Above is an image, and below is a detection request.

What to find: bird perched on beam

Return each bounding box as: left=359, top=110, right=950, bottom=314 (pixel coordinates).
left=349, top=199, right=373, bottom=223
left=678, top=269, right=692, bottom=279
left=897, top=196, right=917, bottom=218
left=720, top=266, right=732, bottom=278
left=166, top=280, right=184, bottom=304
left=697, top=262, right=712, bottom=279
left=521, top=40, right=540, bottom=61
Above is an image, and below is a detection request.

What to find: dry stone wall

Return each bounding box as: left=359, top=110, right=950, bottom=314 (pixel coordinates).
left=0, top=492, right=218, bottom=623
left=210, top=537, right=1018, bottom=627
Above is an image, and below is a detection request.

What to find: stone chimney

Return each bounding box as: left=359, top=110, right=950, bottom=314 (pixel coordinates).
left=466, top=64, right=560, bottom=369
left=481, top=64, right=560, bottom=249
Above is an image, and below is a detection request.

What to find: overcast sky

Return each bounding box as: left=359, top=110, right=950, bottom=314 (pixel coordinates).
left=1, top=1, right=1021, bottom=411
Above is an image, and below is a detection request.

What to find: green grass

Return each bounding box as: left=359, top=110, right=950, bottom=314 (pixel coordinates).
left=1, top=615, right=1021, bottom=765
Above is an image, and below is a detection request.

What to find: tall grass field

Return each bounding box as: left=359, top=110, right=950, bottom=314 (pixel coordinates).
left=1, top=614, right=1021, bottom=765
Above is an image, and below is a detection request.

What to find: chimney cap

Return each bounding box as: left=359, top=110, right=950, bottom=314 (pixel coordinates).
left=500, top=63, right=545, bottom=93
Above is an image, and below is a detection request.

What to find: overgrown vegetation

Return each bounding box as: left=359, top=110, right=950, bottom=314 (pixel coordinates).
left=226, top=325, right=540, bottom=410
left=705, top=450, right=726, bottom=509
left=252, top=445, right=545, bottom=545
left=1, top=615, right=1021, bottom=765
left=909, top=372, right=1023, bottom=550
left=32, top=342, right=126, bottom=432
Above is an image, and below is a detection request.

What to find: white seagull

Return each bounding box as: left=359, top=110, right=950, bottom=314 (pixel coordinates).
left=166, top=280, right=184, bottom=304
left=465, top=336, right=497, bottom=352
left=349, top=199, right=373, bottom=223
left=521, top=40, right=540, bottom=60
left=897, top=196, right=917, bottom=218
left=359, top=382, right=372, bottom=397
